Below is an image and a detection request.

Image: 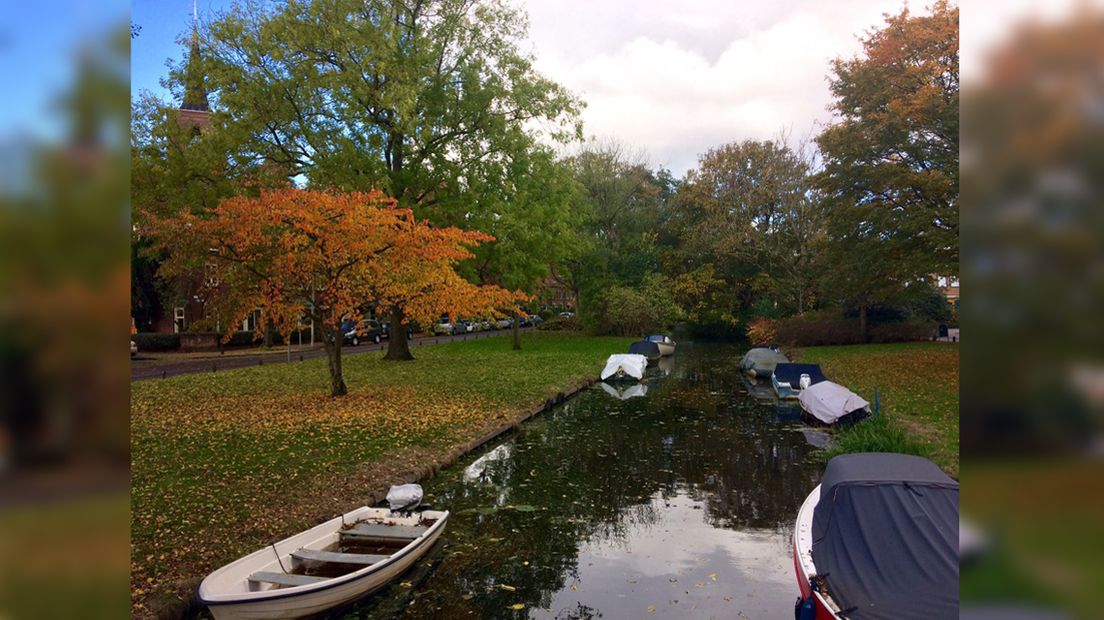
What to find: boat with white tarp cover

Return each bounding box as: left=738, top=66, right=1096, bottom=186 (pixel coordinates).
left=797, top=380, right=870, bottom=425
left=600, top=354, right=648, bottom=382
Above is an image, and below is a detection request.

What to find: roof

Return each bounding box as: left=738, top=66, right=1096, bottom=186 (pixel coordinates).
left=811, top=453, right=959, bottom=619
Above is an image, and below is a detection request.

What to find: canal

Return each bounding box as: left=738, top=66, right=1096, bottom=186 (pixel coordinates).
left=348, top=341, right=825, bottom=619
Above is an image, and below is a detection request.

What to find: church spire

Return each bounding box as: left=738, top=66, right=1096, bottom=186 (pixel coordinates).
left=181, top=0, right=209, bottom=112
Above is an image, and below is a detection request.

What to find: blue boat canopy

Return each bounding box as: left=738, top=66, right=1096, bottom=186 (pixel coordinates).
left=645, top=334, right=672, bottom=344
left=772, top=363, right=827, bottom=387
left=811, top=453, right=959, bottom=620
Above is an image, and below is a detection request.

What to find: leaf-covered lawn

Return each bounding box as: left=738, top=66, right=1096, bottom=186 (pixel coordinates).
left=131, top=333, right=630, bottom=618
left=797, top=342, right=959, bottom=476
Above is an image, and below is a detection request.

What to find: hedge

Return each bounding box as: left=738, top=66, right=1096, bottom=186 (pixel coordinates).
left=132, top=333, right=180, bottom=352
left=747, top=311, right=936, bottom=347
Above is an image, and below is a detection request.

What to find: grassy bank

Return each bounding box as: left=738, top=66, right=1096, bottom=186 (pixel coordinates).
left=131, top=332, right=631, bottom=618
left=797, top=342, right=959, bottom=476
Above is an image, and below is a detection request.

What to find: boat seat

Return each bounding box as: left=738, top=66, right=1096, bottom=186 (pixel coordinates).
left=291, top=549, right=389, bottom=566
left=248, top=571, right=328, bottom=587
left=338, top=523, right=426, bottom=542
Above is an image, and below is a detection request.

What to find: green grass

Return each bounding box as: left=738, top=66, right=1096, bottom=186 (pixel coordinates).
left=130, top=332, right=631, bottom=617
left=797, top=342, right=959, bottom=475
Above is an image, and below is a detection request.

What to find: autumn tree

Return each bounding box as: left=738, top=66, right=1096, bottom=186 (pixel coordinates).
left=816, top=0, right=958, bottom=340
left=198, top=0, right=582, bottom=358
left=146, top=189, right=522, bottom=395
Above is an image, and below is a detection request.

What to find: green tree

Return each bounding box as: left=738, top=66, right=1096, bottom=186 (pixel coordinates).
left=665, top=139, right=817, bottom=333
left=561, top=142, right=674, bottom=332
left=200, top=0, right=582, bottom=359
left=461, top=146, right=583, bottom=349
left=816, top=0, right=959, bottom=340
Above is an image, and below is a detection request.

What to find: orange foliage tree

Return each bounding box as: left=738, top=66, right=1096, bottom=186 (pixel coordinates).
left=146, top=188, right=524, bottom=396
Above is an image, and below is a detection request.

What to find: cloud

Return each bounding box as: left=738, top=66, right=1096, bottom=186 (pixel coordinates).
left=521, top=0, right=904, bottom=175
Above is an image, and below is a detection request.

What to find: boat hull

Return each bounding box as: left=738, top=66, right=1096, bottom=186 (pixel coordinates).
left=199, top=508, right=448, bottom=620
left=792, top=485, right=844, bottom=620
left=654, top=342, right=675, bottom=357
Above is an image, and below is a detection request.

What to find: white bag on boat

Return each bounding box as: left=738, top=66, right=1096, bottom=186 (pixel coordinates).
left=386, top=484, right=424, bottom=511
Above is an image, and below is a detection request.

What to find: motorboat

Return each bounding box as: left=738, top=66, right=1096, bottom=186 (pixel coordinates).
left=771, top=363, right=827, bottom=399
left=740, top=347, right=790, bottom=378
left=793, top=453, right=958, bottom=620
left=643, top=334, right=676, bottom=356
left=798, top=381, right=870, bottom=425
left=600, top=354, right=648, bottom=382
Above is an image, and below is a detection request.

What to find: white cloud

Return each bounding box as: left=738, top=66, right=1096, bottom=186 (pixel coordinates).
left=520, top=0, right=909, bottom=175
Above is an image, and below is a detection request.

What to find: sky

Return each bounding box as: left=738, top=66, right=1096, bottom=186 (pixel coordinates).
left=126, top=0, right=1080, bottom=177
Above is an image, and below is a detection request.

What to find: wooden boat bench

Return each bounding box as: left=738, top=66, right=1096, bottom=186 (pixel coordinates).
left=248, top=571, right=328, bottom=587
left=291, top=549, right=390, bottom=566
left=337, top=523, right=426, bottom=542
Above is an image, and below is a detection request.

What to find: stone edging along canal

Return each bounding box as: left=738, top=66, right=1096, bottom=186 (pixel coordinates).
left=360, top=376, right=597, bottom=508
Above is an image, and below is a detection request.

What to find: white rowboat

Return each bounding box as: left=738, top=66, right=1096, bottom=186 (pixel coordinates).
left=198, top=507, right=448, bottom=619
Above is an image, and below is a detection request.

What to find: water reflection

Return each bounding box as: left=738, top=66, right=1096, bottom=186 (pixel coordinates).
left=345, top=342, right=823, bottom=619
left=600, top=382, right=649, bottom=400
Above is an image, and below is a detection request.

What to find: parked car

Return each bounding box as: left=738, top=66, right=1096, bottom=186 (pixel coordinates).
left=380, top=321, right=414, bottom=340
left=529, top=315, right=544, bottom=327
left=433, top=318, right=454, bottom=336
left=495, top=317, right=513, bottom=330
left=342, top=319, right=383, bottom=346
left=455, top=319, right=475, bottom=333
left=130, top=340, right=138, bottom=358
left=559, top=311, right=575, bottom=318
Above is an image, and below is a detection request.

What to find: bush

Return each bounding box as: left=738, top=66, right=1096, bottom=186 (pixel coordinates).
left=537, top=316, right=582, bottom=331
left=133, top=332, right=180, bottom=352
left=746, top=317, right=779, bottom=345
left=748, top=310, right=936, bottom=346
left=822, top=414, right=927, bottom=461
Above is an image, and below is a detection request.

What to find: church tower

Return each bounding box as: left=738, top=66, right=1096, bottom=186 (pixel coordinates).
left=178, top=0, right=210, bottom=131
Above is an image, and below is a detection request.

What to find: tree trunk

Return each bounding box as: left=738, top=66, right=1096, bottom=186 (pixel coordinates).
left=323, top=328, right=348, bottom=396
left=512, top=310, right=521, bottom=351
left=384, top=305, right=415, bottom=361
left=264, top=316, right=276, bottom=348
left=859, top=303, right=869, bottom=344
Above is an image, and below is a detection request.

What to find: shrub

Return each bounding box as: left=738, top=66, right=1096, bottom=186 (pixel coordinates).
left=746, top=317, right=779, bottom=345
left=537, top=316, right=582, bottom=331
left=133, top=333, right=180, bottom=352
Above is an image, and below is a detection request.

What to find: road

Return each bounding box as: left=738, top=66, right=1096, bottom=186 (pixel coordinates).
left=131, top=327, right=535, bottom=381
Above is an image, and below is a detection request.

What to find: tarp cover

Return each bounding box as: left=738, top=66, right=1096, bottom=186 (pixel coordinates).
left=798, top=381, right=869, bottom=424
left=600, top=354, right=647, bottom=381
left=386, top=483, right=424, bottom=512
left=740, top=347, right=790, bottom=376
left=772, top=363, right=827, bottom=387
left=812, top=453, right=959, bottom=620
left=629, top=341, right=661, bottom=359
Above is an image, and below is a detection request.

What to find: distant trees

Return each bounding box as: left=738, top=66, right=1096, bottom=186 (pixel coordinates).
left=663, top=139, right=820, bottom=335
left=559, top=142, right=680, bottom=335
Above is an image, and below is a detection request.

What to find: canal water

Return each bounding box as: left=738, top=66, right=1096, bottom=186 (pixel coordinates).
left=348, top=342, right=825, bottom=619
